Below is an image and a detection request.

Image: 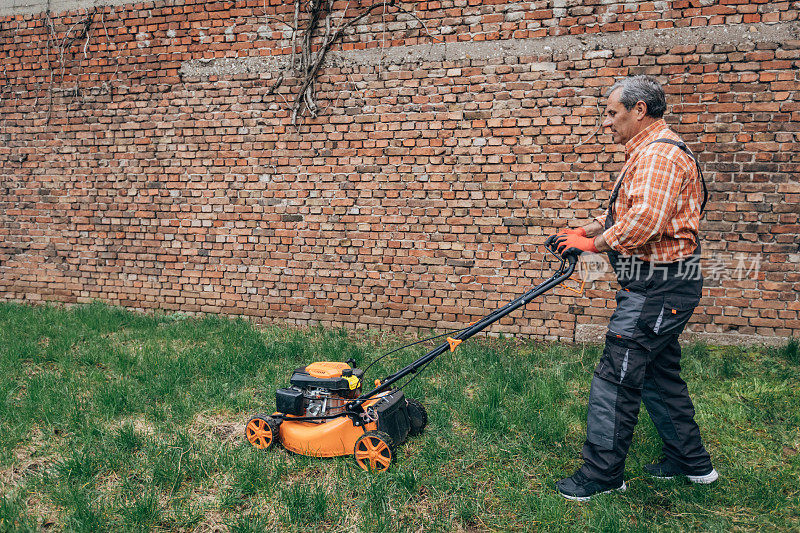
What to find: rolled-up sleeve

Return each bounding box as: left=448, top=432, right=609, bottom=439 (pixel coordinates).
left=594, top=208, right=609, bottom=228
left=602, top=150, right=685, bottom=255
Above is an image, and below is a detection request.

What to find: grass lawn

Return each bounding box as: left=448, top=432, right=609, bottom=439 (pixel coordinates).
left=0, top=301, right=798, bottom=532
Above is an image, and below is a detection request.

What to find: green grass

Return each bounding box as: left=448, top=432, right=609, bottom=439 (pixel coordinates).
left=0, top=301, right=798, bottom=531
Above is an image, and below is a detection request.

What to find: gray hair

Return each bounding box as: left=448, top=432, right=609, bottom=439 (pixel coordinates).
left=607, top=75, right=667, bottom=118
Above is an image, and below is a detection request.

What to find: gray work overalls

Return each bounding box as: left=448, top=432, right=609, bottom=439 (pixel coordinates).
left=580, top=139, right=713, bottom=482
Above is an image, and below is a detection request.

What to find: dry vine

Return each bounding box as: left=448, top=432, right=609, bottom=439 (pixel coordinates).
left=38, top=6, right=120, bottom=123
left=42, top=8, right=95, bottom=120
left=271, top=0, right=438, bottom=125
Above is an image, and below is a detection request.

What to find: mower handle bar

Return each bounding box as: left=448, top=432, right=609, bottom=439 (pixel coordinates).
left=350, top=250, right=579, bottom=406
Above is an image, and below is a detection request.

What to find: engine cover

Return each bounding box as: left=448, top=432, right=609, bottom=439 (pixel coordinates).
left=290, top=361, right=364, bottom=396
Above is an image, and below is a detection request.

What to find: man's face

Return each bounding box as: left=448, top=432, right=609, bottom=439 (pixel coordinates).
left=603, top=89, right=642, bottom=145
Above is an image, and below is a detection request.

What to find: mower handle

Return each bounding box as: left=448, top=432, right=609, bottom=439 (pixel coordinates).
left=350, top=250, right=578, bottom=406
left=544, top=233, right=584, bottom=262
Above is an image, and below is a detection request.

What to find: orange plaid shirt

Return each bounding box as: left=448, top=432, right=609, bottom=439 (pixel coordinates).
left=595, top=119, right=703, bottom=262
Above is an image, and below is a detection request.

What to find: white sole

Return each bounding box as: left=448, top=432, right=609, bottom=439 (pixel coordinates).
left=687, top=469, right=719, bottom=484
left=560, top=481, right=627, bottom=502
left=651, top=468, right=719, bottom=484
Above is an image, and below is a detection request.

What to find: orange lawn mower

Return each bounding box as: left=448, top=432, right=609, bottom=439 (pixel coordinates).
left=245, top=245, right=578, bottom=472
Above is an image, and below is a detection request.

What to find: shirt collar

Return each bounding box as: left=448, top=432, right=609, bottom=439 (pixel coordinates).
left=624, top=118, right=667, bottom=158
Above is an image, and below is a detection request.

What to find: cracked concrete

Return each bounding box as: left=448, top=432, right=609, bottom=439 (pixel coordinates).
left=179, top=20, right=800, bottom=80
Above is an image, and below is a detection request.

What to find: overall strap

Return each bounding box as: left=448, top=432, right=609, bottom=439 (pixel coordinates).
left=605, top=166, right=627, bottom=229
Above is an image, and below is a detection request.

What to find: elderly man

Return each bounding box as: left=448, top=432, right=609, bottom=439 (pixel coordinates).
left=551, top=75, right=717, bottom=501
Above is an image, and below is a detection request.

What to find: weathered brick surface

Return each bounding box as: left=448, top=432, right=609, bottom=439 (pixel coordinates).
left=1, top=0, right=798, bottom=344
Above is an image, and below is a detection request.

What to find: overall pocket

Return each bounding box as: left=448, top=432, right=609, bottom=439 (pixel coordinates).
left=595, top=335, right=648, bottom=389
left=638, top=293, right=699, bottom=337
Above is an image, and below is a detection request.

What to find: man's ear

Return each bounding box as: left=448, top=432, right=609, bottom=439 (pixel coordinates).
left=634, top=100, right=648, bottom=120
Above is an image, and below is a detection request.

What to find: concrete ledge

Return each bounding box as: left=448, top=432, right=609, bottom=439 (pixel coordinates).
left=575, top=323, right=791, bottom=347
left=1, top=0, right=136, bottom=17
left=179, top=21, right=800, bottom=80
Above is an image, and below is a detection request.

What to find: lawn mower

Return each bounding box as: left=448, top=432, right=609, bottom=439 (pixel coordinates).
left=245, top=245, right=578, bottom=472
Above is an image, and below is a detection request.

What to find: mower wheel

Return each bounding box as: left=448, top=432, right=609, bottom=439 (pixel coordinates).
left=406, top=399, right=428, bottom=436
left=245, top=414, right=281, bottom=449
left=354, top=430, right=395, bottom=472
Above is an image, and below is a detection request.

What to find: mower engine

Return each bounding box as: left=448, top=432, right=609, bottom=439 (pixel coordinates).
left=275, top=362, right=364, bottom=422
left=247, top=360, right=427, bottom=471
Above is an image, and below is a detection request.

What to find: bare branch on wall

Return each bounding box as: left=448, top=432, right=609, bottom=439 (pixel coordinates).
left=264, top=0, right=438, bottom=126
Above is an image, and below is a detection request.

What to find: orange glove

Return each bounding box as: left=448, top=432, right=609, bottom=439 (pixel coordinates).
left=545, top=227, right=588, bottom=254
left=553, top=233, right=599, bottom=256
left=561, top=227, right=587, bottom=237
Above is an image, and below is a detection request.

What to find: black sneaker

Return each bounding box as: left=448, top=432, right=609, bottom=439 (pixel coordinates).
left=643, top=458, right=719, bottom=484
left=556, top=470, right=626, bottom=502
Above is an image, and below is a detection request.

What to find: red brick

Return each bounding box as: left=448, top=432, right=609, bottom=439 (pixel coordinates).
left=0, top=0, right=796, bottom=343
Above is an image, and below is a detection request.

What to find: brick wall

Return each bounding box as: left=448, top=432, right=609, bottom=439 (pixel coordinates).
left=1, top=0, right=798, bottom=344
